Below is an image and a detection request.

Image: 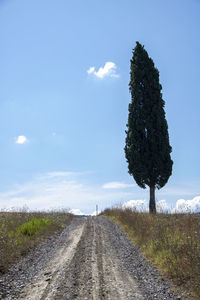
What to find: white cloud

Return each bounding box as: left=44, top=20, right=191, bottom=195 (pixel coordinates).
left=121, top=199, right=170, bottom=213
left=173, top=196, right=200, bottom=213
left=69, top=209, right=100, bottom=216
left=122, top=196, right=200, bottom=214
left=16, top=135, right=28, bottom=144
left=87, top=67, right=95, bottom=74
left=0, top=172, right=133, bottom=214
left=69, top=208, right=87, bottom=216
left=156, top=200, right=169, bottom=213
left=1, top=172, right=199, bottom=215
left=87, top=62, right=119, bottom=79
left=122, top=199, right=169, bottom=213
left=122, top=199, right=147, bottom=212
left=102, top=181, right=135, bottom=189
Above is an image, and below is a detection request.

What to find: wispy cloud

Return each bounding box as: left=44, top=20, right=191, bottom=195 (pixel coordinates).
left=0, top=172, right=132, bottom=214
left=102, top=181, right=135, bottom=189
left=45, top=172, right=75, bottom=178
left=1, top=172, right=199, bottom=214
left=16, top=135, right=28, bottom=144
left=87, top=67, right=95, bottom=74
left=157, top=186, right=199, bottom=197
left=87, top=62, right=119, bottom=79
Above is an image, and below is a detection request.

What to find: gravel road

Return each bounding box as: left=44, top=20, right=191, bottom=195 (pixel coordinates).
left=0, top=216, right=186, bottom=299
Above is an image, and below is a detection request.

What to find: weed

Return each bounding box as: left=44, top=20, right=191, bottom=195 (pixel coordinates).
left=17, top=218, right=52, bottom=236
left=0, top=210, right=74, bottom=273
left=102, top=208, right=200, bottom=299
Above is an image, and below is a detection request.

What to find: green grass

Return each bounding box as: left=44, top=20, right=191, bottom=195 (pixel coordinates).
left=102, top=208, right=200, bottom=299
left=0, top=210, right=74, bottom=273
left=17, top=218, right=52, bottom=236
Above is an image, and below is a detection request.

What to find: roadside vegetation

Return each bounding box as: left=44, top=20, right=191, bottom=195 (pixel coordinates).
left=0, top=210, right=74, bottom=273
left=102, top=208, right=200, bottom=299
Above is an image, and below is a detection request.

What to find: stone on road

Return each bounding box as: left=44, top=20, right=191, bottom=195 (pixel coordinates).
left=0, top=216, right=184, bottom=299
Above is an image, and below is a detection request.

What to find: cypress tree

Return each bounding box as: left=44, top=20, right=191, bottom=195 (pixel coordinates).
left=124, top=42, right=173, bottom=213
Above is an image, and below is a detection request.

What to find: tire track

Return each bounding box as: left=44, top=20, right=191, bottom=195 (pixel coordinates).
left=2, top=216, right=183, bottom=299
left=19, top=221, right=85, bottom=300
left=94, top=218, right=144, bottom=299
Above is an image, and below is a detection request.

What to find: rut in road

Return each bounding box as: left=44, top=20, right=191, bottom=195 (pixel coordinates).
left=19, top=217, right=143, bottom=300
left=2, top=217, right=182, bottom=300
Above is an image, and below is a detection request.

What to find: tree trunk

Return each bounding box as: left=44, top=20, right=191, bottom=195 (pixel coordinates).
left=149, top=186, right=156, bottom=214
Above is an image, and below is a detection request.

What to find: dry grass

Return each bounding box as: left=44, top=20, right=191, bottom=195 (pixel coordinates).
left=0, top=210, right=74, bottom=273
left=102, top=207, right=200, bottom=299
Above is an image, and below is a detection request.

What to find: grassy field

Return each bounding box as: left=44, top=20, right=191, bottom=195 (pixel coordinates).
left=0, top=210, right=74, bottom=273
left=102, top=208, right=200, bottom=299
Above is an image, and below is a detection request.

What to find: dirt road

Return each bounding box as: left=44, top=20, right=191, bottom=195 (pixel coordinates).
left=1, top=217, right=183, bottom=299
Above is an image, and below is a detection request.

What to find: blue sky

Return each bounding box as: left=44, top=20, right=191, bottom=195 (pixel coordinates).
left=0, top=0, right=200, bottom=214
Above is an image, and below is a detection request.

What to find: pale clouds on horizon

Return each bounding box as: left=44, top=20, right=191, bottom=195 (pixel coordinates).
left=122, top=197, right=200, bottom=213
left=0, top=172, right=132, bottom=214
left=122, top=199, right=146, bottom=212
left=87, top=62, right=119, bottom=79
left=174, top=196, right=200, bottom=213
left=0, top=172, right=199, bottom=214
left=69, top=208, right=87, bottom=215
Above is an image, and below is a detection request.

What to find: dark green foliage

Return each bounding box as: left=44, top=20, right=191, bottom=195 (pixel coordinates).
left=125, top=42, right=173, bottom=212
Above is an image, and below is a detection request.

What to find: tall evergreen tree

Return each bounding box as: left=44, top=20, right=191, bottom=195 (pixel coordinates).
left=125, top=42, right=173, bottom=213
